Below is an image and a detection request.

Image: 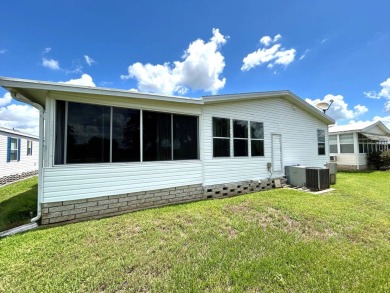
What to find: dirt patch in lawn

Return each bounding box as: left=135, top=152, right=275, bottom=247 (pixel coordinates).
left=224, top=202, right=337, bottom=241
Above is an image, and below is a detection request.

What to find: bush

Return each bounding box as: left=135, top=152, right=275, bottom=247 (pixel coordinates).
left=367, top=151, right=384, bottom=170
left=381, top=150, right=390, bottom=167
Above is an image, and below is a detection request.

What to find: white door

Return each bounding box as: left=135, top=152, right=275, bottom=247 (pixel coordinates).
left=271, top=134, right=282, bottom=172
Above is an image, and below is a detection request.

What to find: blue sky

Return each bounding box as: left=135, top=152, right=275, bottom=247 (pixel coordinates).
left=1, top=0, right=390, bottom=134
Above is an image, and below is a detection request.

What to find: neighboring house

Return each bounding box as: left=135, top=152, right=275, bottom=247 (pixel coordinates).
left=0, top=77, right=334, bottom=225
left=0, top=127, right=39, bottom=185
left=329, top=121, right=390, bottom=170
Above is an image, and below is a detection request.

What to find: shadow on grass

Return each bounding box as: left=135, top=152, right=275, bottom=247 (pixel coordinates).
left=339, top=170, right=377, bottom=174
left=0, top=183, right=38, bottom=232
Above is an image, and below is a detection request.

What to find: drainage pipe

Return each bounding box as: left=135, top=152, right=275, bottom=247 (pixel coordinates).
left=10, top=92, right=44, bottom=223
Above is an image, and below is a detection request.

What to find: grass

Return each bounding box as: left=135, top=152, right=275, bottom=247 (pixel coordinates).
left=0, top=176, right=38, bottom=232
left=0, top=172, right=389, bottom=292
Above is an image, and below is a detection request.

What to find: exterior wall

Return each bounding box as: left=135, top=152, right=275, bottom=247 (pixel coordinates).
left=42, top=94, right=203, bottom=204
left=336, top=164, right=367, bottom=171
left=364, top=125, right=388, bottom=135
left=202, top=98, right=329, bottom=185
left=329, top=153, right=356, bottom=166
left=43, top=162, right=202, bottom=203
left=40, top=94, right=331, bottom=225
left=0, top=132, right=39, bottom=185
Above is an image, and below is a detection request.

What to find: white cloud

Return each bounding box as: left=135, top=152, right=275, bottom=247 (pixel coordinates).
left=299, top=49, right=310, bottom=60
left=0, top=74, right=96, bottom=136
left=346, top=115, right=390, bottom=131
left=42, top=57, right=60, bottom=70
left=42, top=47, right=51, bottom=55
left=305, top=94, right=368, bottom=121
left=364, top=77, right=390, bottom=112
left=259, top=36, right=272, bottom=46
left=241, top=34, right=296, bottom=71
left=84, top=55, right=96, bottom=66
left=64, top=65, right=83, bottom=75
left=60, top=74, right=96, bottom=87
left=121, top=28, right=228, bottom=95
left=0, top=49, right=7, bottom=54
left=364, top=77, right=390, bottom=99
left=0, top=103, right=39, bottom=136
left=0, top=93, right=12, bottom=107
left=385, top=101, right=390, bottom=112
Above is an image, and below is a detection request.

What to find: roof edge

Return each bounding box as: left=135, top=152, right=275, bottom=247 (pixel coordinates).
left=203, top=90, right=335, bottom=125
left=0, top=126, right=39, bottom=139
left=0, top=76, right=203, bottom=104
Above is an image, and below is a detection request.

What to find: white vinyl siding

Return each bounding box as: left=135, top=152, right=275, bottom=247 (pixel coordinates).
left=42, top=161, right=202, bottom=202
left=202, top=97, right=329, bottom=185
left=0, top=132, right=39, bottom=177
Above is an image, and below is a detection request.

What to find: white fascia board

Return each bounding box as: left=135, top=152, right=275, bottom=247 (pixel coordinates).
left=363, top=121, right=390, bottom=134
left=0, top=76, right=203, bottom=106
left=0, top=126, right=39, bottom=140
left=203, top=90, right=335, bottom=125
left=329, top=121, right=390, bottom=135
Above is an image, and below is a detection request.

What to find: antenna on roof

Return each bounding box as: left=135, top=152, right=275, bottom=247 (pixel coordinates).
left=316, top=99, right=334, bottom=114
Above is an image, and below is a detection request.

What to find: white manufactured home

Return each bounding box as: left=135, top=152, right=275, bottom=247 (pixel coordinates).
left=0, top=77, right=334, bottom=225
left=329, top=121, right=390, bottom=170
left=0, top=127, right=39, bottom=185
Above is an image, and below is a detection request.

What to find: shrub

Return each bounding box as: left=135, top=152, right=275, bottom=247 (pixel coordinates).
left=381, top=150, right=390, bottom=167
left=366, top=151, right=384, bottom=170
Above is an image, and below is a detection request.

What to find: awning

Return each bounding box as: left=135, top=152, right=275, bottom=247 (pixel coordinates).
left=361, top=132, right=390, bottom=142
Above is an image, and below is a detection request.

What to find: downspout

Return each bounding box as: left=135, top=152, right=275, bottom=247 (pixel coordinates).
left=11, top=92, right=44, bottom=223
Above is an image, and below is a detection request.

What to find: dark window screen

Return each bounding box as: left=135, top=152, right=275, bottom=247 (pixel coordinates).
left=173, top=114, right=198, bottom=160
left=67, top=102, right=111, bottom=163
left=112, top=107, right=140, bottom=162
left=143, top=111, right=172, bottom=161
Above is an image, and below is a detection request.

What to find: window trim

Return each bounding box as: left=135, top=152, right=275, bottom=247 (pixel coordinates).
left=212, top=117, right=264, bottom=158
left=233, top=119, right=249, bottom=157
left=250, top=121, right=265, bottom=157
left=212, top=117, right=231, bottom=158
left=317, top=129, right=326, bottom=156
left=27, top=140, right=33, bottom=156
left=54, top=100, right=200, bottom=165
left=329, top=135, right=338, bottom=153
left=339, top=133, right=354, bottom=154
left=7, top=137, right=20, bottom=162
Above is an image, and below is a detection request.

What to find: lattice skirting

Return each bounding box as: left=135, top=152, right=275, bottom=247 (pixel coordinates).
left=204, top=178, right=286, bottom=199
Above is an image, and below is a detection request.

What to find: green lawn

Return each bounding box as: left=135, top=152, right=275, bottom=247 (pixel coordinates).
left=0, top=176, right=38, bottom=232
left=0, top=172, right=389, bottom=292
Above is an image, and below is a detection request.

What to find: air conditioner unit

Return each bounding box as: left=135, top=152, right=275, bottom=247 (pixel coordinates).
left=285, top=166, right=307, bottom=187
left=330, top=155, right=337, bottom=162
left=305, top=167, right=330, bottom=191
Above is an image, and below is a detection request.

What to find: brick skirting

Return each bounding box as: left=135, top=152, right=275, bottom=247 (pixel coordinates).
left=41, top=178, right=286, bottom=225
left=0, top=170, right=38, bottom=186
left=41, top=184, right=205, bottom=225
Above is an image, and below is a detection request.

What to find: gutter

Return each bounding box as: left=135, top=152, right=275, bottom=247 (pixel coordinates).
left=11, top=92, right=44, bottom=223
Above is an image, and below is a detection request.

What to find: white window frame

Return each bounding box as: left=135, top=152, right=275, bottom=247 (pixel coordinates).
left=27, top=140, right=33, bottom=156
left=10, top=137, right=19, bottom=161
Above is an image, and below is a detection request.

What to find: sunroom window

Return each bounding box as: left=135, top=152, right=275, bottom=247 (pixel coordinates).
left=55, top=100, right=198, bottom=164
left=339, top=134, right=354, bottom=153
